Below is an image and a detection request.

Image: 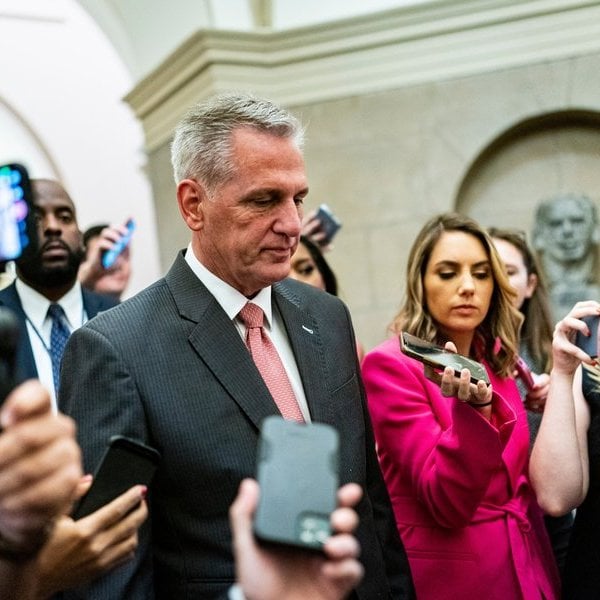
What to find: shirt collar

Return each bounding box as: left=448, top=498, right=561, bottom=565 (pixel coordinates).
left=184, top=244, right=273, bottom=327
left=16, top=278, right=85, bottom=330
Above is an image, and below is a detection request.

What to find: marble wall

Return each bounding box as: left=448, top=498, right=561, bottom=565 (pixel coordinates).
left=135, top=2, right=600, bottom=351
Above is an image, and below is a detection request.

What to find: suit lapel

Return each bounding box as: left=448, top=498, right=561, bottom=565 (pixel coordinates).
left=273, top=282, right=333, bottom=424
left=166, top=253, right=280, bottom=431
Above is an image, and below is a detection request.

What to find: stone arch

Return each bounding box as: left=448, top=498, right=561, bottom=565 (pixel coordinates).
left=455, top=109, right=600, bottom=233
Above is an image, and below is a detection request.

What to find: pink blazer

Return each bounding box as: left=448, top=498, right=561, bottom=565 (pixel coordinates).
left=362, top=337, right=559, bottom=600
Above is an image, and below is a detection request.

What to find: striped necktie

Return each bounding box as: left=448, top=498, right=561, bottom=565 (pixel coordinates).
left=239, top=302, right=304, bottom=423
left=47, top=303, right=70, bottom=394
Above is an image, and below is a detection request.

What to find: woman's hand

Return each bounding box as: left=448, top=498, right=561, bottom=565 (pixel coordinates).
left=301, top=210, right=332, bottom=252
left=524, top=372, right=550, bottom=413
left=35, top=484, right=148, bottom=598
left=552, top=300, right=600, bottom=376
left=437, top=366, right=492, bottom=405
left=424, top=341, right=492, bottom=409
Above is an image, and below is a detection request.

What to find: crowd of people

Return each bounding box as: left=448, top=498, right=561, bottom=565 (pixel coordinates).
left=1, top=91, right=599, bottom=599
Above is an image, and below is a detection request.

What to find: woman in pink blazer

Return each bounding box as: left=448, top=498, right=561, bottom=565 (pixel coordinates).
left=362, top=213, right=559, bottom=600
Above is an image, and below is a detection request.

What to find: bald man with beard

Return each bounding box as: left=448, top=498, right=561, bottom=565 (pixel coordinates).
left=0, top=179, right=118, bottom=406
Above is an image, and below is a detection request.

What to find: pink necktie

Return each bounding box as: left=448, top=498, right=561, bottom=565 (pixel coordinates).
left=239, top=303, right=304, bottom=423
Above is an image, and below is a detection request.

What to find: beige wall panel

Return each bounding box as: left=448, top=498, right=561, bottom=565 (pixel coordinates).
left=134, top=5, right=600, bottom=352
left=146, top=143, right=185, bottom=270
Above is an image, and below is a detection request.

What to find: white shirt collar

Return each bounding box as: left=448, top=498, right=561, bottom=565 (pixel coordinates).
left=15, top=278, right=86, bottom=331
left=184, top=244, right=273, bottom=327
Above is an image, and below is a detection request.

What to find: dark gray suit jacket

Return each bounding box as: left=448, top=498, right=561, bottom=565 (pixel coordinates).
left=59, top=252, right=414, bottom=599
left=0, top=281, right=118, bottom=384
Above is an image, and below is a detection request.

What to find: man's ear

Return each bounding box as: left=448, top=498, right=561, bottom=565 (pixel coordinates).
left=177, top=179, right=207, bottom=232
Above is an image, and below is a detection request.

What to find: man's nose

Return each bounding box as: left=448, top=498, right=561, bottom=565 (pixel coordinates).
left=274, top=198, right=302, bottom=237
left=560, top=219, right=575, bottom=235
left=40, top=214, right=62, bottom=235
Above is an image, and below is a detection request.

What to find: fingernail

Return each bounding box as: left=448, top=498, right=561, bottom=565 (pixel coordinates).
left=140, top=485, right=148, bottom=499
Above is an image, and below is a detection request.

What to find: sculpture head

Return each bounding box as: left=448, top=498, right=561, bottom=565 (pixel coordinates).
left=533, top=193, right=600, bottom=264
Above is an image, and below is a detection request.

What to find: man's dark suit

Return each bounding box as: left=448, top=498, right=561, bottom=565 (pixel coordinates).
left=0, top=282, right=118, bottom=384
left=59, top=252, right=414, bottom=599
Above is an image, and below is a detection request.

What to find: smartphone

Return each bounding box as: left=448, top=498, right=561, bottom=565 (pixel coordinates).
left=0, top=308, right=20, bottom=407
left=514, top=356, right=535, bottom=391
left=101, top=218, right=135, bottom=269
left=314, top=204, right=341, bottom=246
left=400, top=331, right=490, bottom=385
left=575, top=315, right=600, bottom=358
left=0, top=163, right=38, bottom=268
left=72, top=435, right=160, bottom=519
left=254, top=416, right=339, bottom=551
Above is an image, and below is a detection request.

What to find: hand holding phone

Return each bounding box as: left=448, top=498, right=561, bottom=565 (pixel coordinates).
left=253, top=416, right=339, bottom=551
left=72, top=435, right=160, bottom=519
left=400, top=331, right=490, bottom=385
left=514, top=356, right=535, bottom=391
left=313, top=204, right=342, bottom=247
left=101, top=218, right=135, bottom=269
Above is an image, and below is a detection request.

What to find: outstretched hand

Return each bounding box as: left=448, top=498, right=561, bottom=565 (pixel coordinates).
left=424, top=341, right=492, bottom=408
left=36, top=484, right=148, bottom=598
left=230, top=478, right=364, bottom=600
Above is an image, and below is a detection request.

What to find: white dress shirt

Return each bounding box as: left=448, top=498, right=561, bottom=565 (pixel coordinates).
left=184, top=244, right=311, bottom=422
left=15, top=279, right=87, bottom=411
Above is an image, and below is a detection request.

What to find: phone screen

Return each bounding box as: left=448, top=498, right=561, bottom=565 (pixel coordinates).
left=0, top=163, right=37, bottom=266
left=400, top=332, right=490, bottom=385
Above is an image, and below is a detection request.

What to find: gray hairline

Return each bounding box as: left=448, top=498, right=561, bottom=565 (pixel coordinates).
left=170, top=94, right=305, bottom=191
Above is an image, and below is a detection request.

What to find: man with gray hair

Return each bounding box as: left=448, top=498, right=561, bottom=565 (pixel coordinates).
left=533, top=192, right=600, bottom=321
left=59, top=93, right=414, bottom=599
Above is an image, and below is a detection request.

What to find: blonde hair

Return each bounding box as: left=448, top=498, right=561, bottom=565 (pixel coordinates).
left=390, top=213, right=523, bottom=377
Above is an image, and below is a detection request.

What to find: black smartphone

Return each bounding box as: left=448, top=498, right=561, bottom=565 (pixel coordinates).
left=0, top=163, right=38, bottom=269
left=254, top=416, right=339, bottom=551
left=400, top=331, right=490, bottom=385
left=575, top=315, right=600, bottom=358
left=314, top=204, right=342, bottom=246
left=514, top=356, right=535, bottom=391
left=0, top=308, right=20, bottom=406
left=101, top=218, right=135, bottom=269
left=72, top=435, right=160, bottom=520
